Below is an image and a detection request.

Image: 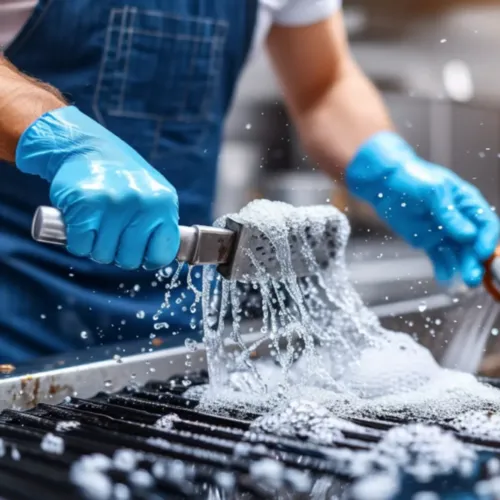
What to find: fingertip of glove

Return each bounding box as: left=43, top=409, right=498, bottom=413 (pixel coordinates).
left=463, top=266, right=484, bottom=288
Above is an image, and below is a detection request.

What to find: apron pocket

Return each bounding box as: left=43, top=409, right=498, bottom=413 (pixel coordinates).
left=93, top=5, right=228, bottom=125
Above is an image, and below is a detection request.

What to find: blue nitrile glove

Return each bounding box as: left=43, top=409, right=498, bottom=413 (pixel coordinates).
left=346, top=131, right=500, bottom=287
left=15, top=106, right=180, bottom=270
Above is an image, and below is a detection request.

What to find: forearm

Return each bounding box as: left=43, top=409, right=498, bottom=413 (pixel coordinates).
left=292, top=60, right=394, bottom=179
left=0, top=57, right=65, bottom=162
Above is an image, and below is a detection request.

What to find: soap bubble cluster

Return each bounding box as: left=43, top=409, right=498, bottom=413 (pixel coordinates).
left=199, top=200, right=500, bottom=424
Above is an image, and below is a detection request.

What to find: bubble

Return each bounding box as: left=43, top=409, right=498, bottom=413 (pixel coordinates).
left=195, top=199, right=500, bottom=440
left=80, top=331, right=88, bottom=340
left=185, top=338, right=198, bottom=352
left=154, top=322, right=169, bottom=330
left=136, top=310, right=145, bottom=319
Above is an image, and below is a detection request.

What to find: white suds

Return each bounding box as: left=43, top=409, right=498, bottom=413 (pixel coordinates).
left=41, top=433, right=65, bottom=455
left=251, top=400, right=366, bottom=445
left=70, top=454, right=113, bottom=500
left=448, top=410, right=500, bottom=439
left=351, top=474, right=400, bottom=500
left=55, top=420, right=80, bottom=432
left=197, top=200, right=500, bottom=428
left=352, top=424, right=477, bottom=480
left=249, top=458, right=285, bottom=489
left=129, top=469, right=154, bottom=488
left=154, top=413, right=180, bottom=430
left=113, top=449, right=138, bottom=472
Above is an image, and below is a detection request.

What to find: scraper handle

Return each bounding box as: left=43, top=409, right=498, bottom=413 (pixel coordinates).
left=31, top=206, right=235, bottom=266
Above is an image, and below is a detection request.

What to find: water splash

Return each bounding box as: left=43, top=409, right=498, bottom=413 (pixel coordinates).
left=197, top=200, right=500, bottom=422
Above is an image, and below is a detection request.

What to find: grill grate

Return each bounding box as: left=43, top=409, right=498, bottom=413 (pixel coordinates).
left=0, top=372, right=499, bottom=499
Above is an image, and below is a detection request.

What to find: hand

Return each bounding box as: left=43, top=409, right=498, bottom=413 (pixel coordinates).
left=346, top=132, right=500, bottom=287
left=16, top=106, right=180, bottom=270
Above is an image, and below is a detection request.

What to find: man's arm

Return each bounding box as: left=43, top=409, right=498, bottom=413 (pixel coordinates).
left=0, top=56, right=65, bottom=162
left=266, top=12, right=393, bottom=178
left=0, top=57, right=179, bottom=269
left=266, top=13, right=499, bottom=288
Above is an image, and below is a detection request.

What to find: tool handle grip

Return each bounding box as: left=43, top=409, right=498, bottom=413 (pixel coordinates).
left=31, top=206, right=233, bottom=266
left=32, top=206, right=67, bottom=245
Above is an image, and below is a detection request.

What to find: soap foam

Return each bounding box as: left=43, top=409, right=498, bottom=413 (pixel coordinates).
left=198, top=200, right=500, bottom=426
left=251, top=399, right=367, bottom=445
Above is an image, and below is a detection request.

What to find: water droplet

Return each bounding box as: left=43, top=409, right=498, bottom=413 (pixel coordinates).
left=185, top=338, right=198, bottom=352
left=104, top=380, right=113, bottom=389
left=113, top=354, right=122, bottom=364
left=245, top=123, right=252, bottom=130
left=136, top=310, right=145, bottom=319
left=418, top=302, right=427, bottom=313
left=80, top=331, right=88, bottom=339
left=154, top=322, right=169, bottom=330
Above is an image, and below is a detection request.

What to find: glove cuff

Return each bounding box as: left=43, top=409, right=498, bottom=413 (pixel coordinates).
left=346, top=131, right=417, bottom=203
left=15, top=105, right=90, bottom=182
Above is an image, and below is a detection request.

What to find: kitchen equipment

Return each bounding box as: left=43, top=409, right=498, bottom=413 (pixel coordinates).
left=0, top=282, right=498, bottom=499
left=32, top=206, right=343, bottom=282
left=1, top=342, right=500, bottom=500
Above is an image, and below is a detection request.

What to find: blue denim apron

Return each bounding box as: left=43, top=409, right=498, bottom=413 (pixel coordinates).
left=0, top=0, right=257, bottom=362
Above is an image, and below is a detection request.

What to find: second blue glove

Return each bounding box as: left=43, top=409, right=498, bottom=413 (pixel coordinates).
left=346, top=132, right=500, bottom=287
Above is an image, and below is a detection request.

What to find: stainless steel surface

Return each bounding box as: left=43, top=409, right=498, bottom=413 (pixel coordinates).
left=32, top=206, right=234, bottom=267
left=31, top=206, right=67, bottom=245
left=0, top=326, right=263, bottom=412
left=32, top=206, right=235, bottom=270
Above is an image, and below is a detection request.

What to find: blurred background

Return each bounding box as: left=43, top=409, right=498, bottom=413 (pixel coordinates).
left=216, top=0, right=500, bottom=373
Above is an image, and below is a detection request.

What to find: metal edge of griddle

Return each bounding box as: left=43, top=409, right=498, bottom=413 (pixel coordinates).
left=0, top=323, right=269, bottom=411
left=0, top=292, right=455, bottom=412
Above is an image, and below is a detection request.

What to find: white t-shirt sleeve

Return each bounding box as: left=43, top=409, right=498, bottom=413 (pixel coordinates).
left=273, top=0, right=342, bottom=26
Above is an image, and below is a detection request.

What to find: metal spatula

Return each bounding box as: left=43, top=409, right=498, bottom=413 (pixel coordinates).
left=32, top=206, right=343, bottom=282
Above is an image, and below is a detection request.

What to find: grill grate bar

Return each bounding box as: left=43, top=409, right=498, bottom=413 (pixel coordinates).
left=0, top=370, right=499, bottom=499
left=105, top=393, right=251, bottom=430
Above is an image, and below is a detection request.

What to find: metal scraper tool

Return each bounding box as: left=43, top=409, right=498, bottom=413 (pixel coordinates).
left=32, top=206, right=342, bottom=282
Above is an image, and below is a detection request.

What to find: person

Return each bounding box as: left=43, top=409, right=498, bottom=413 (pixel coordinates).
left=0, top=0, right=497, bottom=363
